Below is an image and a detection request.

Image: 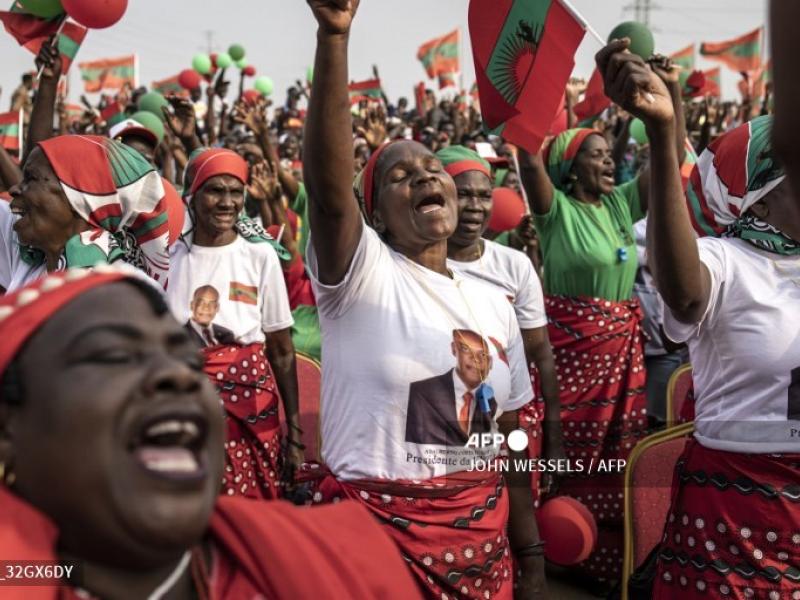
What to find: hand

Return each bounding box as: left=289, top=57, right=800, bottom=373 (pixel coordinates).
left=232, top=97, right=268, bottom=135
left=509, top=215, right=538, bottom=250
left=649, top=54, right=682, bottom=85
left=213, top=72, right=230, bottom=99
left=162, top=95, right=197, bottom=141
left=35, top=34, right=62, bottom=82
left=541, top=434, right=567, bottom=496
left=282, top=438, right=306, bottom=494
left=596, top=39, right=674, bottom=127
left=355, top=105, right=388, bottom=150
left=566, top=77, right=587, bottom=103
left=247, top=160, right=282, bottom=204
left=515, top=556, right=547, bottom=599
left=307, top=0, right=360, bottom=35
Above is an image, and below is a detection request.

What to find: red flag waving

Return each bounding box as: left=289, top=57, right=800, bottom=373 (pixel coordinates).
left=700, top=27, right=762, bottom=73
left=469, top=0, right=586, bottom=154
left=573, top=68, right=610, bottom=126
left=417, top=29, right=460, bottom=78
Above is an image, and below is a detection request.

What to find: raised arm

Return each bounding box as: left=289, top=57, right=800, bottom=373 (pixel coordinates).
left=597, top=39, right=710, bottom=324
left=25, top=36, right=62, bottom=161
left=303, top=0, right=363, bottom=284
left=771, top=1, right=800, bottom=195
left=517, top=148, right=554, bottom=215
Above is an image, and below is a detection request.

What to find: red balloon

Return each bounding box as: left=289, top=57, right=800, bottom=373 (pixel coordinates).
left=242, top=65, right=256, bottom=77
left=161, top=178, right=185, bottom=247
left=62, top=0, right=127, bottom=29
left=488, top=187, right=526, bottom=233
left=210, top=53, right=218, bottom=68
left=178, top=69, right=201, bottom=91
left=242, top=89, right=261, bottom=105
left=536, top=497, right=597, bottom=566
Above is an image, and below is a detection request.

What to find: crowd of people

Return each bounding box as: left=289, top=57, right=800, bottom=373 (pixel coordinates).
left=0, top=0, right=797, bottom=599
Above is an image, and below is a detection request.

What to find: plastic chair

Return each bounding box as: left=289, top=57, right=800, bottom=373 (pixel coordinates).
left=665, top=363, right=693, bottom=429
left=280, top=351, right=322, bottom=462
left=621, top=422, right=694, bottom=600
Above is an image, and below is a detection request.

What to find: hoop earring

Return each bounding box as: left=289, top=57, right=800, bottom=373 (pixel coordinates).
left=0, top=462, right=15, bottom=487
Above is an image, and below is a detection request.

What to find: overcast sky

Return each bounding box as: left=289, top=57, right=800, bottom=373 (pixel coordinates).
left=0, top=0, right=767, bottom=108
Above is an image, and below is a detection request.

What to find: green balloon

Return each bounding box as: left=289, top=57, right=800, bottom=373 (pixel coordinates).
left=608, top=21, right=655, bottom=60
left=630, top=118, right=648, bottom=145
left=228, top=44, right=246, bottom=61
left=18, top=0, right=64, bottom=18
left=192, top=53, right=212, bottom=75
left=137, top=92, right=168, bottom=121
left=131, top=111, right=165, bottom=144
left=235, top=57, right=248, bottom=70
left=306, top=65, right=314, bottom=84
left=216, top=52, right=232, bottom=69
left=254, top=76, right=274, bottom=96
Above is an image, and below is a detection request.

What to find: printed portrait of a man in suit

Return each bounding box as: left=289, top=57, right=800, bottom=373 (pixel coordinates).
left=185, top=285, right=236, bottom=348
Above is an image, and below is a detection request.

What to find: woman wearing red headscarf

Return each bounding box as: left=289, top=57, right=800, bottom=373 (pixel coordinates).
left=302, top=2, right=546, bottom=598
left=0, top=135, right=169, bottom=292
left=0, top=268, right=420, bottom=599
left=167, top=148, right=302, bottom=500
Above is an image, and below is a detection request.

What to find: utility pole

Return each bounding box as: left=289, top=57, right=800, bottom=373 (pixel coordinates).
left=623, top=0, right=659, bottom=27
left=203, top=30, right=215, bottom=54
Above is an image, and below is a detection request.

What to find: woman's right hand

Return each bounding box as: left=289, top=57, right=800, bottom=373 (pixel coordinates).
left=307, top=0, right=360, bottom=36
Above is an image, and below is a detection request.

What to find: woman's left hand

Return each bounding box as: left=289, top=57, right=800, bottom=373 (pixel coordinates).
left=516, top=556, right=548, bottom=599
left=282, top=439, right=306, bottom=493
left=247, top=160, right=282, bottom=204
left=595, top=39, right=674, bottom=128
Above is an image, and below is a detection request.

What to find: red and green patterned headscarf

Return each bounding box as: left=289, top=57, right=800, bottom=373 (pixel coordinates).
left=686, top=115, right=796, bottom=255
left=543, top=128, right=598, bottom=191
left=435, top=145, right=491, bottom=179
left=36, top=135, right=170, bottom=286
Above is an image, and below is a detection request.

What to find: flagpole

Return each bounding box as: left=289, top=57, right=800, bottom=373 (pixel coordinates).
left=557, top=0, right=605, bottom=47
left=36, top=15, right=68, bottom=81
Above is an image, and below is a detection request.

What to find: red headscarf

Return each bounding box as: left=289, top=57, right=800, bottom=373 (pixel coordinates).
left=362, top=140, right=403, bottom=216
left=183, top=148, right=249, bottom=197
left=0, top=267, right=138, bottom=384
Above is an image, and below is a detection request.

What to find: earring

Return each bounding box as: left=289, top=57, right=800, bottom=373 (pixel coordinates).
left=0, top=462, right=15, bottom=487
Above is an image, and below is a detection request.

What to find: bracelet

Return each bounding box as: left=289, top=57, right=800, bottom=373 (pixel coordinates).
left=514, top=541, right=546, bottom=559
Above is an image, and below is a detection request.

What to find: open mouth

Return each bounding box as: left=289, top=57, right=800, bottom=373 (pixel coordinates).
left=601, top=169, right=615, bottom=186
left=415, top=193, right=446, bottom=215
left=129, top=413, right=208, bottom=482
left=9, top=201, right=27, bottom=217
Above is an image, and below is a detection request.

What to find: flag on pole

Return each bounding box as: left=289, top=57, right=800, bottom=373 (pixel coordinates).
left=573, top=68, right=610, bottom=127
left=151, top=74, right=187, bottom=97
left=700, top=27, right=762, bottom=73
left=0, top=3, right=87, bottom=73
left=438, top=71, right=457, bottom=90
left=417, top=29, right=460, bottom=78
left=701, top=67, right=721, bottom=97
left=669, top=43, right=695, bottom=71
left=348, top=78, right=382, bottom=105
left=0, top=110, right=22, bottom=152
left=469, top=0, right=588, bottom=154
left=79, top=55, right=137, bottom=92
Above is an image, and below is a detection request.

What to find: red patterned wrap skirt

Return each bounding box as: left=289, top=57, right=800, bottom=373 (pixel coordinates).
left=203, top=342, right=284, bottom=500
left=653, top=440, right=800, bottom=599
left=545, top=295, right=650, bottom=582
left=312, top=470, right=514, bottom=600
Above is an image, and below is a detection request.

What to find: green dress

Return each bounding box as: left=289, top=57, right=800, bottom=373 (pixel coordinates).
left=534, top=179, right=644, bottom=303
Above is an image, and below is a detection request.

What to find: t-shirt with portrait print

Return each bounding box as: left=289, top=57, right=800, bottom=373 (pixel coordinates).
left=167, top=235, right=294, bottom=346
left=664, top=237, right=800, bottom=453
left=307, top=222, right=533, bottom=482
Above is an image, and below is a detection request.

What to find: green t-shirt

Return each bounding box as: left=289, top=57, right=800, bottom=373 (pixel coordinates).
left=534, top=178, right=644, bottom=302
left=492, top=231, right=511, bottom=247
left=290, top=182, right=311, bottom=260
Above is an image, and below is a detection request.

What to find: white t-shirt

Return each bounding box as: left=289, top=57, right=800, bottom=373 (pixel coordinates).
left=664, top=237, right=800, bottom=453
left=168, top=235, right=294, bottom=345
left=447, top=238, right=547, bottom=329
left=308, top=223, right=533, bottom=481
left=0, top=201, right=46, bottom=291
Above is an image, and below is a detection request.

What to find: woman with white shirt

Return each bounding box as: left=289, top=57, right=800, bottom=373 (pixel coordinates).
left=596, top=39, right=800, bottom=600
left=303, top=1, right=545, bottom=597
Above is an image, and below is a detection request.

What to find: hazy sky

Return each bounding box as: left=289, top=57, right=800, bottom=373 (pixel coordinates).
left=0, top=0, right=767, bottom=108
